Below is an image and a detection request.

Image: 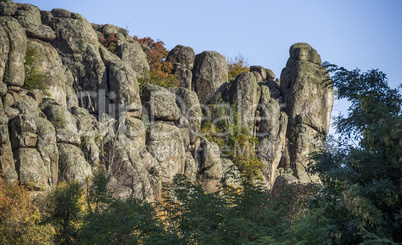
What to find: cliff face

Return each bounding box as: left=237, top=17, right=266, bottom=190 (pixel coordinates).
left=0, top=0, right=333, bottom=200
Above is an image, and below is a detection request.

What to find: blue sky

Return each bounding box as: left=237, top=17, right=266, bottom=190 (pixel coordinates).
left=20, top=0, right=402, bottom=133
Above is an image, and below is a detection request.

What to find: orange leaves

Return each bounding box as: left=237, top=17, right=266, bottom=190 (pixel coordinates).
left=133, top=36, right=168, bottom=70
left=134, top=36, right=178, bottom=88
left=0, top=177, right=53, bottom=244
left=99, top=33, right=118, bottom=54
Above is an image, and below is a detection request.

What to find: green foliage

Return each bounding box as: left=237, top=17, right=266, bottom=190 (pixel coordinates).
left=86, top=168, right=112, bottom=214
left=45, top=180, right=84, bottom=244
left=227, top=54, right=250, bottom=81
left=288, top=207, right=337, bottom=245
left=51, top=109, right=67, bottom=129
left=307, top=65, right=402, bottom=244
left=79, top=136, right=89, bottom=152
left=201, top=96, right=263, bottom=181
left=163, top=175, right=293, bottom=244
left=24, top=45, right=50, bottom=95
left=138, top=66, right=179, bottom=90
left=0, top=177, right=53, bottom=244
left=141, top=114, right=150, bottom=134
left=78, top=198, right=168, bottom=244
left=78, top=169, right=173, bottom=244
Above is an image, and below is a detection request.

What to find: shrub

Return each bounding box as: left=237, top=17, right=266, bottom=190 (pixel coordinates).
left=227, top=54, right=249, bottom=81
left=0, top=177, right=53, bottom=244
left=51, top=109, right=66, bottom=129
left=45, top=180, right=84, bottom=244
left=98, top=33, right=118, bottom=54
left=134, top=36, right=179, bottom=88
left=24, top=46, right=49, bottom=95
left=201, top=96, right=263, bottom=181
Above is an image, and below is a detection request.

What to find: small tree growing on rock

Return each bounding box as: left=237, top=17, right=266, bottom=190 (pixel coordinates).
left=133, top=36, right=178, bottom=88
left=227, top=54, right=250, bottom=81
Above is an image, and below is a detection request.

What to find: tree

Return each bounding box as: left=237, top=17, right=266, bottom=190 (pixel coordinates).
left=0, top=177, right=53, bottom=244
left=227, top=54, right=249, bottom=81
left=78, top=198, right=169, bottom=244
left=78, top=169, right=171, bottom=244
left=45, top=180, right=84, bottom=244
left=133, top=36, right=178, bottom=88
left=306, top=65, right=402, bottom=244
left=163, top=175, right=293, bottom=244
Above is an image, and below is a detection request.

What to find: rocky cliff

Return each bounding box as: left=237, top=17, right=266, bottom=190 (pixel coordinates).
left=0, top=0, right=333, bottom=200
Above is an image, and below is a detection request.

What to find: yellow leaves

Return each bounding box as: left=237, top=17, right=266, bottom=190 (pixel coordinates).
left=227, top=54, right=250, bottom=81
left=0, top=177, right=53, bottom=244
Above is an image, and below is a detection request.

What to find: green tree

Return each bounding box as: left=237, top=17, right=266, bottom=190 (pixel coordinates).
left=163, top=175, right=292, bottom=244
left=305, top=65, right=402, bottom=244
left=78, top=198, right=170, bottom=244
left=45, top=180, right=84, bottom=244
left=86, top=168, right=112, bottom=215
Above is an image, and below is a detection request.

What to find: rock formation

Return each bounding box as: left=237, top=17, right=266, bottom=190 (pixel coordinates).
left=0, top=0, right=333, bottom=199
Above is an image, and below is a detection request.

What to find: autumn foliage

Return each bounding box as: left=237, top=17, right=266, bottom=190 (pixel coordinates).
left=0, top=177, right=53, bottom=244
left=133, top=36, right=178, bottom=88
left=98, top=33, right=118, bottom=54
left=227, top=54, right=250, bottom=81
left=133, top=36, right=168, bottom=70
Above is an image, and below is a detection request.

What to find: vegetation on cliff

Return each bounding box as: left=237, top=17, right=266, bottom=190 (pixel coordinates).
left=2, top=64, right=400, bottom=244
left=23, top=45, right=50, bottom=95
left=133, top=36, right=179, bottom=89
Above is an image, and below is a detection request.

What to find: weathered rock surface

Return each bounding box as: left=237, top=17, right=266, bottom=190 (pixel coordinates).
left=141, top=84, right=180, bottom=121
left=57, top=143, right=92, bottom=183
left=0, top=17, right=27, bottom=87
left=167, top=45, right=195, bottom=89
left=0, top=0, right=334, bottom=199
left=26, top=39, right=67, bottom=105
left=15, top=148, right=47, bottom=189
left=280, top=42, right=334, bottom=183
left=193, top=51, right=228, bottom=104
left=46, top=8, right=106, bottom=113
left=196, top=137, right=224, bottom=192
left=0, top=110, right=17, bottom=182
left=221, top=158, right=242, bottom=188
left=92, top=23, right=149, bottom=77
left=257, top=86, right=288, bottom=188
left=147, top=121, right=186, bottom=184
left=229, top=72, right=261, bottom=134
left=169, top=87, right=202, bottom=143
left=100, top=46, right=141, bottom=118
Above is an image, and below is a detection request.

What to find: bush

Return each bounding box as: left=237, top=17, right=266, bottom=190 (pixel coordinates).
left=24, top=46, right=49, bottom=95
left=227, top=54, right=249, bottom=81
left=0, top=177, right=53, bottom=244
left=98, top=33, right=118, bottom=54
left=45, top=180, right=84, bottom=244
left=201, top=96, right=263, bottom=181
left=162, top=175, right=293, bottom=244
left=134, top=36, right=179, bottom=88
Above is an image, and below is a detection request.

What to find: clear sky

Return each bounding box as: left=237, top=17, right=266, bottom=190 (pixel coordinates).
left=19, top=0, right=402, bottom=133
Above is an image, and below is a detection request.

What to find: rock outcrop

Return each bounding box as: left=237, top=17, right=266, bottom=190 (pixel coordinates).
left=0, top=0, right=333, bottom=198
left=280, top=43, right=334, bottom=183
left=166, top=45, right=195, bottom=89
left=192, top=51, right=228, bottom=104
